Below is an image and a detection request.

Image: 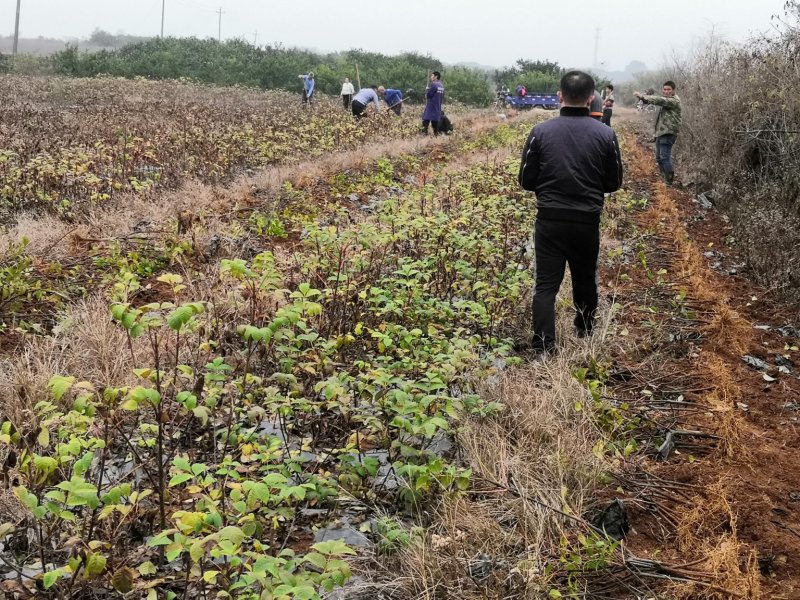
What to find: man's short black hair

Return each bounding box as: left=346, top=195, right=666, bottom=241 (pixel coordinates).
left=432, top=71, right=441, bottom=80
left=663, top=80, right=676, bottom=89
left=559, top=70, right=596, bottom=104
left=607, top=84, right=614, bottom=91
left=369, top=85, right=378, bottom=90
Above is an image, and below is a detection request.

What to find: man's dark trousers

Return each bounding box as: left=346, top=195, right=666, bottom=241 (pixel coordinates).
left=655, top=134, right=676, bottom=179
left=352, top=101, right=367, bottom=118
left=422, top=119, right=440, bottom=135
left=533, top=217, right=600, bottom=351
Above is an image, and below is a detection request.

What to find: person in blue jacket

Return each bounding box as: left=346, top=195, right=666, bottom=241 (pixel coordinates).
left=422, top=71, right=444, bottom=135
left=384, top=88, right=404, bottom=115
left=298, top=72, right=315, bottom=105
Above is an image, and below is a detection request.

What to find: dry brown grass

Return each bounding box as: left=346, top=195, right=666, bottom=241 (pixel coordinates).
left=704, top=304, right=752, bottom=357
left=54, top=295, right=149, bottom=386
left=367, top=286, right=617, bottom=599
left=624, top=136, right=658, bottom=182
left=615, top=128, right=767, bottom=597
left=672, top=481, right=761, bottom=599
left=0, top=295, right=149, bottom=429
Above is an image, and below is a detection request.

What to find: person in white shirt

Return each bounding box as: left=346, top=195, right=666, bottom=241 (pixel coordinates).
left=340, top=78, right=355, bottom=110
left=351, top=85, right=385, bottom=118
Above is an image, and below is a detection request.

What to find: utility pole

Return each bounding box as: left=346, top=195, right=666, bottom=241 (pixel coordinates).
left=12, top=0, right=22, bottom=57
left=593, top=27, right=600, bottom=68
left=253, top=29, right=257, bottom=46
left=161, top=0, right=165, bottom=37
left=216, top=7, right=224, bottom=42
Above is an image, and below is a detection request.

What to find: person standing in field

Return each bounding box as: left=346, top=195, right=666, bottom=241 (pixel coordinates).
left=518, top=70, right=624, bottom=356
left=601, top=84, right=615, bottom=126
left=634, top=81, right=681, bottom=185
left=384, top=88, right=404, bottom=115
left=351, top=85, right=385, bottom=118
left=340, top=77, right=355, bottom=110
left=298, top=72, right=315, bottom=105
left=422, top=71, right=444, bottom=135
left=589, top=89, right=604, bottom=120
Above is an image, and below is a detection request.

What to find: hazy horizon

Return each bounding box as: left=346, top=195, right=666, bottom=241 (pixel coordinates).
left=2, top=0, right=790, bottom=71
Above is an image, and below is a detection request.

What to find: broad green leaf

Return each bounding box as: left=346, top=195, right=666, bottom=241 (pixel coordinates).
left=42, top=569, right=61, bottom=589
left=157, top=273, right=183, bottom=285
left=311, top=540, right=356, bottom=556
left=189, top=539, right=206, bottom=563
left=73, top=451, right=94, bottom=477
left=14, top=486, right=38, bottom=510
left=121, top=398, right=139, bottom=411
left=138, top=561, right=157, bottom=576
left=168, top=473, right=193, bottom=487
left=217, top=526, right=246, bottom=547
left=304, top=552, right=327, bottom=570
left=202, top=570, right=219, bottom=583
left=56, top=477, right=100, bottom=509
left=110, top=303, right=128, bottom=322
left=165, top=541, right=183, bottom=562
left=49, top=375, right=75, bottom=401
left=173, top=456, right=191, bottom=472
left=129, top=387, right=161, bottom=406
left=37, top=427, right=50, bottom=447
left=192, top=405, right=210, bottom=426
left=147, top=531, right=175, bottom=547
left=85, top=553, right=107, bottom=578
left=167, top=303, right=204, bottom=331
left=33, top=456, right=58, bottom=478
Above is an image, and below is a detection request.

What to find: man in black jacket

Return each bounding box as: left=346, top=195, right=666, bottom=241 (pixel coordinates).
left=519, top=70, right=623, bottom=355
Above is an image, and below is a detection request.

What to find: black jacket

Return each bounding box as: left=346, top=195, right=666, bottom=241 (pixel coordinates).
left=519, top=107, right=623, bottom=224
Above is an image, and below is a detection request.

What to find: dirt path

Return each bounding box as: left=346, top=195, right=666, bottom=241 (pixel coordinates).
left=606, top=129, right=800, bottom=598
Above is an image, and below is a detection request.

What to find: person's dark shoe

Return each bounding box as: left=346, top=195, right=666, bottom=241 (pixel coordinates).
left=576, top=328, right=593, bottom=339
left=665, top=171, right=675, bottom=186
left=531, top=347, right=556, bottom=362
left=530, top=337, right=557, bottom=361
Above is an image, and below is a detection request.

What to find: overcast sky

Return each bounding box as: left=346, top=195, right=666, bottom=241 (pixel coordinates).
left=3, top=0, right=789, bottom=71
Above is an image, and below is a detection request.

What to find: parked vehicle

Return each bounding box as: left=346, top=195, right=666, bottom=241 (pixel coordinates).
left=501, top=93, right=559, bottom=110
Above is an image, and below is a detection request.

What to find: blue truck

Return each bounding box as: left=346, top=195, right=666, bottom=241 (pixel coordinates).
left=499, top=93, right=560, bottom=110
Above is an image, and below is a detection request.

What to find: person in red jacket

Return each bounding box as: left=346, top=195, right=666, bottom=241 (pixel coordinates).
left=601, top=84, right=615, bottom=126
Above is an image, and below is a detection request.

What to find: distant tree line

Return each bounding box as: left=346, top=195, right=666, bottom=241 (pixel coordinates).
left=494, top=58, right=610, bottom=94
left=49, top=38, right=495, bottom=106
left=86, top=28, right=150, bottom=49
left=4, top=36, right=604, bottom=105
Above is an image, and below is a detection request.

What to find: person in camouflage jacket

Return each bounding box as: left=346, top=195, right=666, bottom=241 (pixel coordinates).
left=634, top=81, right=681, bottom=185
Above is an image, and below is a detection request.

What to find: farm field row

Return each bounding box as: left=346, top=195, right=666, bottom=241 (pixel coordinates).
left=0, top=111, right=560, bottom=599
left=0, top=76, right=421, bottom=217
left=2, top=83, right=798, bottom=599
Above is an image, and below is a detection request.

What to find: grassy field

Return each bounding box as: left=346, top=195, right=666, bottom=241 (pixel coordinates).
left=1, top=78, right=798, bottom=600
left=0, top=78, right=560, bottom=599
